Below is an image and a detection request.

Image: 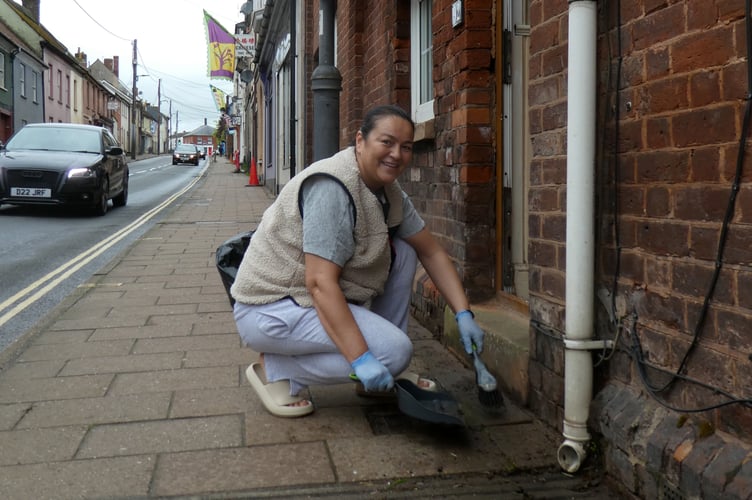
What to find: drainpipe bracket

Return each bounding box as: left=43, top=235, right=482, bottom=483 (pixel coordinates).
left=563, top=338, right=614, bottom=350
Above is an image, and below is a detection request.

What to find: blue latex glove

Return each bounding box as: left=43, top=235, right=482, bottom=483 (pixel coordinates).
left=456, top=310, right=484, bottom=354
left=350, top=350, right=394, bottom=392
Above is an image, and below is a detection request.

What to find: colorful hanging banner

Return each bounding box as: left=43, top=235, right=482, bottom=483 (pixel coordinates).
left=204, top=10, right=236, bottom=80
left=210, top=85, right=227, bottom=111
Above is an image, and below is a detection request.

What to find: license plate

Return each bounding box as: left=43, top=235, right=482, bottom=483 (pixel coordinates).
left=11, top=187, right=52, bottom=198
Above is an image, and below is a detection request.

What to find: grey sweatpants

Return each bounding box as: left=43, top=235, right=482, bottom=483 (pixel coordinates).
left=233, top=238, right=417, bottom=395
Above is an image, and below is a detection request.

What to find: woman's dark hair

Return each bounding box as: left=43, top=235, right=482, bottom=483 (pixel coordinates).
left=360, top=105, right=414, bottom=138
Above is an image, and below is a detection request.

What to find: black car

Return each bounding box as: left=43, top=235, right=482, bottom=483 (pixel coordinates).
left=173, top=144, right=200, bottom=165
left=0, top=123, right=129, bottom=216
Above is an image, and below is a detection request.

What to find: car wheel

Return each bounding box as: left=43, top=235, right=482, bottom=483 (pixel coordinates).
left=112, top=170, right=128, bottom=207
left=172, top=161, right=177, bottom=165
left=93, top=179, right=109, bottom=216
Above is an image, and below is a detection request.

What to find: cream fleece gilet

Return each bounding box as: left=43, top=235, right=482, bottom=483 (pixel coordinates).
left=230, top=146, right=405, bottom=308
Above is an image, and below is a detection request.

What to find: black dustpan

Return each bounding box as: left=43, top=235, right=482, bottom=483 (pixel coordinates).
left=394, top=379, right=465, bottom=426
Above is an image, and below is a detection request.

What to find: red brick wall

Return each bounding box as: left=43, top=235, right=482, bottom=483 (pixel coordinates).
left=336, top=1, right=407, bottom=144
left=526, top=0, right=569, bottom=427
left=528, top=0, right=752, bottom=438
left=333, top=0, right=498, bottom=317
left=407, top=0, right=497, bottom=305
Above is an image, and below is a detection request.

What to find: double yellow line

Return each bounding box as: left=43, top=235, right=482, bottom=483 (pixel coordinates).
left=0, top=170, right=204, bottom=330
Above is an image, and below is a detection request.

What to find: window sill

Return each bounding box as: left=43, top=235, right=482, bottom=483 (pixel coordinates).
left=413, top=118, right=435, bottom=142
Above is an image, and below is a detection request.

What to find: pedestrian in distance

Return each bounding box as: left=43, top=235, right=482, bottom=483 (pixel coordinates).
left=231, top=104, right=485, bottom=417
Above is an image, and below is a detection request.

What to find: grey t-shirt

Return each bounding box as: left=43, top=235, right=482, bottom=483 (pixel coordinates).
left=301, top=175, right=425, bottom=266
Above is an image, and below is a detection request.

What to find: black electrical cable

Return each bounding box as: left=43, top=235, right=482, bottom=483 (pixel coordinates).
left=593, top=0, right=619, bottom=327
left=645, top=0, right=752, bottom=394
left=610, top=0, right=623, bottom=322
left=629, top=314, right=752, bottom=413
left=596, top=0, right=752, bottom=410
left=531, top=318, right=752, bottom=412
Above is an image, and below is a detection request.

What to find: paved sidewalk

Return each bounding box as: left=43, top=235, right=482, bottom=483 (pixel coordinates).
left=0, top=158, right=614, bottom=499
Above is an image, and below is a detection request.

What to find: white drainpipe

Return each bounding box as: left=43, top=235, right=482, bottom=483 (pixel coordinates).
left=557, top=0, right=601, bottom=474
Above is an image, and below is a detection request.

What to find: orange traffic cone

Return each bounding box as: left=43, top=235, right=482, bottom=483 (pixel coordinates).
left=247, top=157, right=259, bottom=186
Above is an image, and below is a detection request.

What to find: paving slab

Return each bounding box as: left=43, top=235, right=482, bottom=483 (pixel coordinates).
left=0, top=455, right=154, bottom=499
left=107, top=365, right=239, bottom=395
left=0, top=373, right=113, bottom=403
left=77, top=415, right=243, bottom=458
left=59, top=352, right=184, bottom=376
left=191, top=318, right=241, bottom=335
left=245, top=405, right=374, bottom=445
left=327, top=431, right=503, bottom=482
left=181, top=346, right=255, bottom=368
left=0, top=425, right=88, bottom=465
left=48, top=314, right=148, bottom=331
left=484, top=420, right=561, bottom=471
left=88, top=324, right=197, bottom=341
left=0, top=403, right=31, bottom=430
left=15, top=393, right=171, bottom=429
left=17, top=339, right=134, bottom=362
left=0, top=359, right=65, bottom=380
left=31, top=329, right=94, bottom=345
left=151, top=442, right=335, bottom=497
left=130, top=334, right=240, bottom=354
left=169, top=386, right=256, bottom=418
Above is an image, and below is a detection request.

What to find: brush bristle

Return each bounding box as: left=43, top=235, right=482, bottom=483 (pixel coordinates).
left=478, top=386, right=504, bottom=408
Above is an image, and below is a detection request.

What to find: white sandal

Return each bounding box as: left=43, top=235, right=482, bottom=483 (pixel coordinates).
left=246, top=363, right=314, bottom=417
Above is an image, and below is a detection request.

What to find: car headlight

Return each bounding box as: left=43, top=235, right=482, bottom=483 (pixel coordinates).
left=68, top=167, right=96, bottom=178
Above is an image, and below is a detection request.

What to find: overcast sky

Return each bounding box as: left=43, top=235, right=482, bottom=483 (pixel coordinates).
left=34, top=0, right=243, bottom=133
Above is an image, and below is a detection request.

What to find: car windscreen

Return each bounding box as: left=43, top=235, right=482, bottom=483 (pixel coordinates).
left=176, top=145, right=197, bottom=153
left=6, top=127, right=101, bottom=154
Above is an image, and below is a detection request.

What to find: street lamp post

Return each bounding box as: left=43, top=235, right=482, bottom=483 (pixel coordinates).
left=167, top=99, right=172, bottom=151
left=157, top=79, right=161, bottom=155
left=130, top=40, right=137, bottom=160
left=312, top=0, right=341, bottom=161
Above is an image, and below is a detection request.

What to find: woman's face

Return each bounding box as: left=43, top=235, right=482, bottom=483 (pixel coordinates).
left=355, top=115, right=414, bottom=190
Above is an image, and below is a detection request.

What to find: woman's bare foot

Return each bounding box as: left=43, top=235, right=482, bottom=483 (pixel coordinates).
left=416, top=377, right=433, bottom=389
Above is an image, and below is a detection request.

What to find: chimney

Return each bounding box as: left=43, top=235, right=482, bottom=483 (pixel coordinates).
left=204, top=118, right=207, bottom=126
left=21, top=0, right=40, bottom=22
left=113, top=56, right=119, bottom=77
left=75, top=49, right=88, bottom=67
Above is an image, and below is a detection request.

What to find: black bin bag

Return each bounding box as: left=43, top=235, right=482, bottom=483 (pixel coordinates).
left=215, top=230, right=254, bottom=306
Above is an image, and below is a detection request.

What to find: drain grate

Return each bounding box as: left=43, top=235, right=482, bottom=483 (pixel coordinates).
left=362, top=404, right=416, bottom=435
left=361, top=404, right=470, bottom=443
left=660, top=480, right=686, bottom=500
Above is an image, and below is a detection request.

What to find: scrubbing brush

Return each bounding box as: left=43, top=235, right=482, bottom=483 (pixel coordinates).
left=472, top=347, right=504, bottom=408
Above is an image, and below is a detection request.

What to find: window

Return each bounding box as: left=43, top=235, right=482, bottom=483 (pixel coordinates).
left=410, top=0, right=434, bottom=123
left=0, top=52, right=5, bottom=90
left=19, top=63, right=26, bottom=98
left=73, top=79, right=78, bottom=110
left=65, top=75, right=70, bottom=106
left=57, top=69, right=62, bottom=102
left=48, top=64, right=53, bottom=99
left=31, top=70, right=39, bottom=102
